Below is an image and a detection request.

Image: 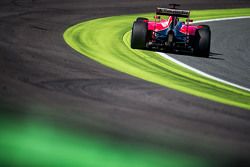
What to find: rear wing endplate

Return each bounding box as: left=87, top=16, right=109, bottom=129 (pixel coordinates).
left=156, top=8, right=190, bottom=18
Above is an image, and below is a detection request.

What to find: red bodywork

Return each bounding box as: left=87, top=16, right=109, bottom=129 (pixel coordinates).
left=146, top=16, right=200, bottom=36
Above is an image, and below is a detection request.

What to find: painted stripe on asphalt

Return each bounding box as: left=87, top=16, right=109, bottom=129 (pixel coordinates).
left=193, top=16, right=250, bottom=23
left=157, top=16, right=250, bottom=92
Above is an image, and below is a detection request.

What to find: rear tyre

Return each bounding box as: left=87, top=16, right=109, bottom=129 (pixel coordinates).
left=136, top=17, right=149, bottom=22
left=131, top=21, right=148, bottom=49
left=193, top=27, right=211, bottom=57
left=199, top=25, right=210, bottom=31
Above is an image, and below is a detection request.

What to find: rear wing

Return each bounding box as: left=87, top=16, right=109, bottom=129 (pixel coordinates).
left=156, top=8, right=190, bottom=18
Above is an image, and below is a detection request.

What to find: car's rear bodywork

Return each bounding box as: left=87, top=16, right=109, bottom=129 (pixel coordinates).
left=131, top=4, right=211, bottom=57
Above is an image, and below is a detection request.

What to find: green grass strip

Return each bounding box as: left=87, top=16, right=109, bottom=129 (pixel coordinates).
left=0, top=117, right=212, bottom=167
left=64, top=8, right=250, bottom=109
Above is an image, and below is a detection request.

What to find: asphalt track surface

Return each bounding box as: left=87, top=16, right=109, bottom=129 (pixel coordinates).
left=1, top=0, right=250, bottom=166
left=167, top=18, right=250, bottom=89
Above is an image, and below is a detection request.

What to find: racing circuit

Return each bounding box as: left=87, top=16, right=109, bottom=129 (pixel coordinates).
left=1, top=0, right=250, bottom=166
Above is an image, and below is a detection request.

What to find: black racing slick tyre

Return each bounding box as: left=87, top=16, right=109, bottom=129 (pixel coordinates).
left=194, top=27, right=211, bottom=57
left=199, top=25, right=210, bottom=30
left=136, top=17, right=149, bottom=22
left=131, top=21, right=148, bottom=49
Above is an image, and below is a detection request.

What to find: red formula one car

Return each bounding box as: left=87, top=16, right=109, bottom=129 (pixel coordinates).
left=131, top=4, right=211, bottom=57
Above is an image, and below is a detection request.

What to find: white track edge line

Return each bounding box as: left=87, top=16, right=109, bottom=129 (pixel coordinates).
left=193, top=16, right=250, bottom=24
left=156, top=16, right=250, bottom=92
